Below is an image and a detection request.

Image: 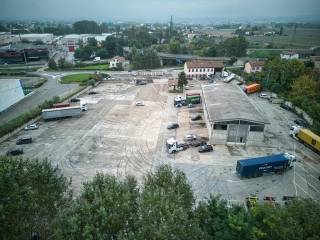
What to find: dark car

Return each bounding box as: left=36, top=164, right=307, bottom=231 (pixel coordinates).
left=88, top=91, right=98, bottom=95
left=198, top=144, right=213, bottom=153
left=294, top=119, right=308, bottom=128
left=177, top=143, right=188, bottom=150
left=280, top=103, right=291, bottom=111
left=192, top=141, right=207, bottom=147
left=167, top=123, right=179, bottom=129
left=181, top=100, right=187, bottom=106
left=191, top=115, right=202, bottom=121
left=6, top=148, right=23, bottom=156
left=16, top=137, right=32, bottom=145
left=70, top=98, right=80, bottom=103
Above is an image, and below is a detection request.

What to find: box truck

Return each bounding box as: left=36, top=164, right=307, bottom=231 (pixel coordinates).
left=42, top=106, right=82, bottom=120
left=244, top=83, right=261, bottom=94
left=236, top=153, right=296, bottom=178
left=186, top=92, right=201, bottom=104
left=290, top=126, right=320, bottom=153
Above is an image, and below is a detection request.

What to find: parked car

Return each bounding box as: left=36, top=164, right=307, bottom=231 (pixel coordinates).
left=88, top=91, right=98, bottom=95
left=6, top=148, right=23, bottom=156
left=181, top=100, right=187, bottom=106
left=185, top=85, right=190, bottom=90
left=192, top=140, right=207, bottom=147
left=208, top=79, right=214, bottom=83
left=191, top=115, right=202, bottom=121
left=167, top=123, right=179, bottom=129
left=135, top=101, right=145, bottom=106
left=177, top=143, right=188, bottom=150
left=280, top=102, right=291, bottom=111
left=24, top=123, right=38, bottom=131
left=184, top=134, right=197, bottom=141
left=198, top=144, right=213, bottom=153
left=259, top=93, right=270, bottom=99
left=294, top=119, right=309, bottom=128
left=16, top=137, right=32, bottom=145
left=70, top=98, right=81, bottom=103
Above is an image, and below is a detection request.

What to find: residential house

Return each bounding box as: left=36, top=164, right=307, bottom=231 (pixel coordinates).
left=310, top=56, right=320, bottom=71
left=109, top=56, right=129, bottom=69
left=244, top=60, right=265, bottom=74
left=184, top=60, right=224, bottom=79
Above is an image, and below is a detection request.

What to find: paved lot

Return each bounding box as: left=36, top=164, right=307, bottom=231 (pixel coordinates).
left=0, top=73, right=79, bottom=124
left=0, top=78, right=319, bottom=205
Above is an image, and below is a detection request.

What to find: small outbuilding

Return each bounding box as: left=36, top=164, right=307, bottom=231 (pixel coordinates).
left=202, top=83, right=269, bottom=145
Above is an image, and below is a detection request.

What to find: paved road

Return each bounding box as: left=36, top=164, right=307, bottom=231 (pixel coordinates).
left=0, top=72, right=79, bottom=124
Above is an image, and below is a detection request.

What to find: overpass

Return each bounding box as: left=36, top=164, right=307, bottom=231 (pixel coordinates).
left=157, top=52, right=231, bottom=65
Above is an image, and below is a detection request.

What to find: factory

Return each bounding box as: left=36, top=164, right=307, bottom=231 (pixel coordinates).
left=202, top=82, right=269, bottom=146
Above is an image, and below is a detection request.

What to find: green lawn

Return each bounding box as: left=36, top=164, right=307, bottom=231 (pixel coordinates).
left=77, top=64, right=108, bottom=70
left=61, top=73, right=92, bottom=84
left=248, top=49, right=281, bottom=58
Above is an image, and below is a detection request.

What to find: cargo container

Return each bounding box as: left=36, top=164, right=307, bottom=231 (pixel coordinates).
left=290, top=126, right=320, bottom=153
left=236, top=153, right=296, bottom=178
left=42, top=106, right=82, bottom=120
left=186, top=92, right=201, bottom=104
left=244, top=83, right=261, bottom=94
left=53, top=103, right=70, bottom=108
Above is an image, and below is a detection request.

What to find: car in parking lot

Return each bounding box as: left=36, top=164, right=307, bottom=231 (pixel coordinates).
left=191, top=115, right=202, bottom=121
left=188, top=103, right=194, bottom=108
left=280, top=102, right=291, bottom=111
left=185, top=85, right=190, bottom=90
left=198, top=144, right=213, bottom=153
left=259, top=93, right=270, bottom=99
left=191, top=140, right=207, bottom=147
left=177, top=143, right=188, bottom=150
left=6, top=148, right=23, bottom=156
left=88, top=91, right=98, bottom=95
left=70, top=98, right=81, bottom=103
left=16, top=137, right=33, bottom=145
left=184, top=134, right=197, bottom=141
left=24, top=123, right=38, bottom=131
left=167, top=123, right=179, bottom=129
left=294, top=119, right=309, bottom=128
left=135, top=101, right=145, bottom=106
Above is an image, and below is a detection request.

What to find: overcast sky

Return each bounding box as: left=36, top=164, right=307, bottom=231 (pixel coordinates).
left=1, top=0, right=320, bottom=22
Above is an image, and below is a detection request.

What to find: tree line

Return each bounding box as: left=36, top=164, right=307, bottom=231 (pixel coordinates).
left=1, top=156, right=319, bottom=240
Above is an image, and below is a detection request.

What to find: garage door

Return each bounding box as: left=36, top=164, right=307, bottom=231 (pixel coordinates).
left=227, top=124, right=249, bottom=143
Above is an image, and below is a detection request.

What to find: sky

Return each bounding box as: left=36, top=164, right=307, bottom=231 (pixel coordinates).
left=1, top=0, right=320, bottom=23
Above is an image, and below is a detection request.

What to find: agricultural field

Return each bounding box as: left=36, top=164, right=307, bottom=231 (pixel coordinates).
left=60, top=73, right=92, bottom=84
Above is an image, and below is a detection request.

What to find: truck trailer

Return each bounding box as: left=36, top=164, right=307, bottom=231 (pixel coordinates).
left=290, top=126, right=320, bottom=153
left=186, top=92, right=201, bottom=104
left=244, top=83, right=261, bottom=94
left=236, top=153, right=296, bottom=178
left=42, top=106, right=82, bottom=120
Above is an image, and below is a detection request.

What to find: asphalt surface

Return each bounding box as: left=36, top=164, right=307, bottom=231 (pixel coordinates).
left=0, top=72, right=79, bottom=124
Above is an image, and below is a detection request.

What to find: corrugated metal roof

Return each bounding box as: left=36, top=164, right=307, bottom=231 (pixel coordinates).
left=202, top=82, right=269, bottom=124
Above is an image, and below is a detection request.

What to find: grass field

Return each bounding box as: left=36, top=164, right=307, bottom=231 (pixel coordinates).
left=61, top=73, right=92, bottom=84
left=76, top=64, right=108, bottom=70
left=246, top=27, right=320, bottom=48
left=248, top=49, right=282, bottom=58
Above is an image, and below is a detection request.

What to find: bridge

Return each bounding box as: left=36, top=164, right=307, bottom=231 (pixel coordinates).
left=157, top=52, right=231, bottom=65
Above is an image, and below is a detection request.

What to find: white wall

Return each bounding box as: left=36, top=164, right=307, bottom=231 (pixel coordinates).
left=0, top=79, right=25, bottom=112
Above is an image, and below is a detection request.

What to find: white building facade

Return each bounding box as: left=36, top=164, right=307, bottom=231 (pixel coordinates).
left=0, top=79, right=25, bottom=112
left=109, top=56, right=128, bottom=69
left=280, top=52, right=299, bottom=60
left=244, top=60, right=265, bottom=74
left=184, top=60, right=224, bottom=79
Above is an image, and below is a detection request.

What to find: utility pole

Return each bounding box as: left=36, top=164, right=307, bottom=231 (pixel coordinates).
left=169, top=15, right=173, bottom=38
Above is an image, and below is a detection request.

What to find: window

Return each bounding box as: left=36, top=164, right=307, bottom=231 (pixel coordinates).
left=207, top=68, right=210, bottom=72
left=214, top=124, right=227, bottom=130
left=192, top=68, right=194, bottom=72
left=250, top=125, right=264, bottom=132
left=200, top=69, right=202, bottom=72
left=196, top=68, right=198, bottom=72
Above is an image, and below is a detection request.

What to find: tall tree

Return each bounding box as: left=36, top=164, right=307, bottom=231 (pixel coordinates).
left=73, top=20, right=101, bottom=34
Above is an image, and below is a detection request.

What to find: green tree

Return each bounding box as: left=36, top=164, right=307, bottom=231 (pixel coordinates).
left=178, top=71, right=188, bottom=90
left=0, top=156, right=72, bottom=239
left=203, top=46, right=217, bottom=57
left=169, top=40, right=181, bottom=54
left=48, top=58, right=58, bottom=70
left=219, top=37, right=248, bottom=57
left=73, top=20, right=101, bottom=34
left=132, top=48, right=160, bottom=69
left=54, top=174, right=139, bottom=239
left=74, top=46, right=95, bottom=61
left=87, top=37, right=98, bottom=47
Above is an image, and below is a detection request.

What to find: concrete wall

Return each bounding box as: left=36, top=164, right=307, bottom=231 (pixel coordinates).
left=246, top=131, right=264, bottom=146
left=0, top=79, right=25, bottom=112
left=211, top=129, right=228, bottom=144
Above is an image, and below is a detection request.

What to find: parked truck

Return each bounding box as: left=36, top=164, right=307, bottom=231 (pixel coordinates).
left=186, top=92, right=201, bottom=104
left=236, top=153, right=296, bottom=178
left=244, top=83, right=261, bottom=94
left=166, top=138, right=186, bottom=154
left=290, top=126, right=320, bottom=153
left=42, top=106, right=83, bottom=120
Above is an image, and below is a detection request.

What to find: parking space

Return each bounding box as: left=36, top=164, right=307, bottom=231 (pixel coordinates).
left=0, top=78, right=319, bottom=204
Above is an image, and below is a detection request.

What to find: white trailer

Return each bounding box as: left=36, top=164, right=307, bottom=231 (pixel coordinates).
left=42, top=106, right=82, bottom=120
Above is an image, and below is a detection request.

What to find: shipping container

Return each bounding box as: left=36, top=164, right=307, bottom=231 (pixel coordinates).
left=297, top=128, right=320, bottom=153
left=186, top=92, right=201, bottom=104
left=42, top=106, right=82, bottom=120
left=244, top=83, right=261, bottom=94
left=236, top=153, right=296, bottom=178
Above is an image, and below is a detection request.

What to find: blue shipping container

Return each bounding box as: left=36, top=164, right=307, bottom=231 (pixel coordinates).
left=236, top=154, right=293, bottom=178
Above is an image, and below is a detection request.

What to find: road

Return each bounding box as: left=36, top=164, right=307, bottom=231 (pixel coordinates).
left=0, top=72, right=79, bottom=124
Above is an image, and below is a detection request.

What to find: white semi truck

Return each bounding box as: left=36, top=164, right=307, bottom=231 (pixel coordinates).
left=166, top=137, right=185, bottom=154
left=42, top=105, right=86, bottom=120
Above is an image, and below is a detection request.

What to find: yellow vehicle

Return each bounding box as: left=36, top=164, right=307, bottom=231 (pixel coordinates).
left=296, top=128, right=320, bottom=153
left=246, top=194, right=258, bottom=208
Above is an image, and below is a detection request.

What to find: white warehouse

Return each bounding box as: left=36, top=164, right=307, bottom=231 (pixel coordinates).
left=184, top=60, right=224, bottom=79
left=0, top=79, right=25, bottom=112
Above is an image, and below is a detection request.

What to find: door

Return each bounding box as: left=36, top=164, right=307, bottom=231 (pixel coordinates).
left=227, top=124, right=249, bottom=143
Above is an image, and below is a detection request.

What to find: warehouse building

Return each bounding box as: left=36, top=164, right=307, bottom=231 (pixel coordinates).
left=202, top=82, right=269, bottom=146
left=19, top=34, right=54, bottom=44
left=0, top=79, right=25, bottom=112
left=184, top=60, right=224, bottom=79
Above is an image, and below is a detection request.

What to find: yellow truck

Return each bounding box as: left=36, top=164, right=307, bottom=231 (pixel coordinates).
left=290, top=126, right=320, bottom=153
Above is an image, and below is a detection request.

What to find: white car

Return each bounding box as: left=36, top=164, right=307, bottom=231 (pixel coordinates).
left=24, top=123, right=38, bottom=130
left=185, top=85, right=190, bottom=90
left=135, top=101, right=145, bottom=106
left=184, top=134, right=197, bottom=141
left=259, top=93, right=270, bottom=99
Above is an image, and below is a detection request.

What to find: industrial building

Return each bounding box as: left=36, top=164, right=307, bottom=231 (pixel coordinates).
left=19, top=34, right=54, bottom=44
left=0, top=79, right=25, bottom=112
left=184, top=60, right=224, bottom=79
left=202, top=82, right=269, bottom=146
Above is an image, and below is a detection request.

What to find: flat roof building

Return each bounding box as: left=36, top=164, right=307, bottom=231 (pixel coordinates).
left=0, top=79, right=25, bottom=113
left=202, top=82, right=269, bottom=146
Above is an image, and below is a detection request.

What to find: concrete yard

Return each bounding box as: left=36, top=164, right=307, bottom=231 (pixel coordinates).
left=0, top=78, right=319, bottom=205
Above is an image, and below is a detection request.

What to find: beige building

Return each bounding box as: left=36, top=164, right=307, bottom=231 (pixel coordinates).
left=109, top=56, right=129, bottom=69
left=202, top=82, right=269, bottom=146
left=244, top=60, right=265, bottom=74
left=184, top=60, right=224, bottom=79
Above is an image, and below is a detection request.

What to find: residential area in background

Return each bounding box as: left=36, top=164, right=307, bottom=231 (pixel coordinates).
left=0, top=0, right=320, bottom=239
